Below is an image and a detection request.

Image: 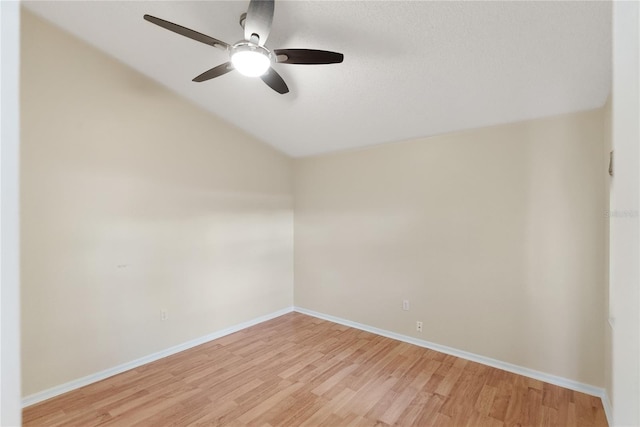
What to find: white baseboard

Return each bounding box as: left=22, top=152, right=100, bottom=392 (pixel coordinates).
left=22, top=306, right=294, bottom=408
left=294, top=306, right=608, bottom=400
left=602, top=391, right=613, bottom=427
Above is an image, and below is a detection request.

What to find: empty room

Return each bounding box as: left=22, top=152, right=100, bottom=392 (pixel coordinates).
left=1, top=0, right=638, bottom=426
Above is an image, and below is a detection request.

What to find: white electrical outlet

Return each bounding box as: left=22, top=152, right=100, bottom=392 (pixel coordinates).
left=416, top=321, right=423, bottom=332
left=402, top=300, right=410, bottom=311
left=160, top=309, right=168, bottom=321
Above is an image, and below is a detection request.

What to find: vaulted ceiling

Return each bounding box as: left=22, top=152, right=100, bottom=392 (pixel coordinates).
left=23, top=1, right=611, bottom=157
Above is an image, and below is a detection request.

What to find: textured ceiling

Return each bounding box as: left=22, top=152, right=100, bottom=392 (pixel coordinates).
left=23, top=1, right=611, bottom=157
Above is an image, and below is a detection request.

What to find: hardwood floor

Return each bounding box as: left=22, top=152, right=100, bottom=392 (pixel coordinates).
left=23, top=312, right=608, bottom=426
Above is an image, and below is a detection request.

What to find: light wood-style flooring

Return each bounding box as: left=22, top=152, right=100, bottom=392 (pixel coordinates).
left=23, top=312, right=608, bottom=426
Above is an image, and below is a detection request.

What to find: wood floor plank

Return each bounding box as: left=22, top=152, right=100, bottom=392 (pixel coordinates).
left=474, top=384, right=497, bottom=415
left=273, top=392, right=326, bottom=426
left=299, top=388, right=354, bottom=427
left=23, top=312, right=608, bottom=426
left=378, top=385, right=419, bottom=425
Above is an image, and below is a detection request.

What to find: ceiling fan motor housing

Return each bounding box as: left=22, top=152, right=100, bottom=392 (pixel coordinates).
left=230, top=42, right=272, bottom=77
left=231, top=41, right=272, bottom=60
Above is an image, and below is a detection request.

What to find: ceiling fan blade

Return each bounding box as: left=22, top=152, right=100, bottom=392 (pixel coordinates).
left=144, top=15, right=229, bottom=51
left=274, top=49, right=344, bottom=65
left=260, top=67, right=289, bottom=94
left=244, top=0, right=274, bottom=46
left=192, top=62, right=234, bottom=82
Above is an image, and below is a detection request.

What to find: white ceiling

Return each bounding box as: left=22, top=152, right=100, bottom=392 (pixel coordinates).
left=23, top=1, right=611, bottom=157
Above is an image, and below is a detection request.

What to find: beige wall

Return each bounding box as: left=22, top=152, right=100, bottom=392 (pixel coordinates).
left=20, top=10, right=293, bottom=396
left=294, top=110, right=607, bottom=387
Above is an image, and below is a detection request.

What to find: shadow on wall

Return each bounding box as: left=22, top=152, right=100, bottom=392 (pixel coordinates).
left=20, top=10, right=293, bottom=397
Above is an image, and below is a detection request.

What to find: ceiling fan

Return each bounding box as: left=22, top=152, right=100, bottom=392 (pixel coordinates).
left=144, top=0, right=344, bottom=94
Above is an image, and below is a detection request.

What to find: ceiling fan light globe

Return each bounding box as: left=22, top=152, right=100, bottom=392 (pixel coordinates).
left=232, top=50, right=270, bottom=77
